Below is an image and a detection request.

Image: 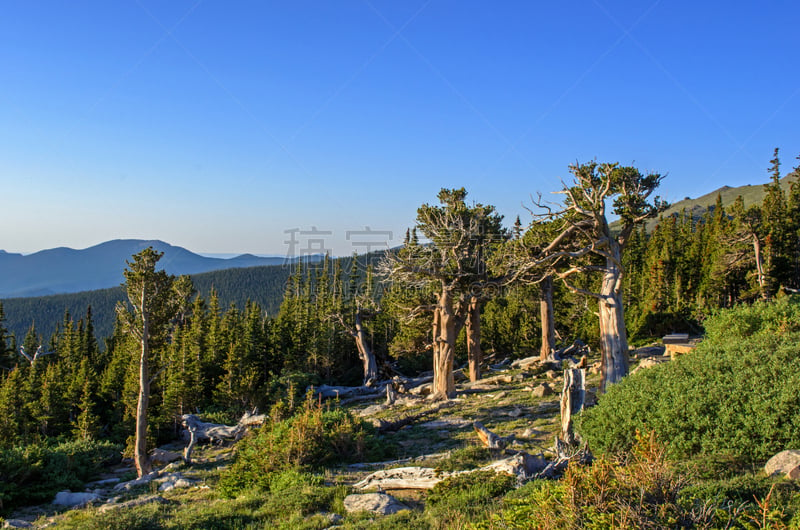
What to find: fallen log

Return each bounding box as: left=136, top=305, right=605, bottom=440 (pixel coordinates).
left=354, top=453, right=553, bottom=491
left=353, top=466, right=448, bottom=490
left=473, top=421, right=506, bottom=450
left=180, top=410, right=266, bottom=464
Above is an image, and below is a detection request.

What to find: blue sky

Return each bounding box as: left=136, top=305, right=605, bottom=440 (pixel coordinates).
left=2, top=1, right=799, bottom=257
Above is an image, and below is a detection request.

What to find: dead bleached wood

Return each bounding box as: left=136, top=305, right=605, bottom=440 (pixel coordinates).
left=537, top=438, right=592, bottom=479
left=354, top=453, right=552, bottom=491
left=353, top=466, right=448, bottom=490
left=386, top=384, right=396, bottom=405
left=559, top=368, right=585, bottom=446
left=181, top=410, right=266, bottom=464
left=482, top=452, right=549, bottom=481
left=18, top=345, right=55, bottom=365
left=473, top=421, right=506, bottom=450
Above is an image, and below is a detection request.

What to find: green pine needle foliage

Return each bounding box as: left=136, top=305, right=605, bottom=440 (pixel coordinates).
left=579, top=296, right=800, bottom=463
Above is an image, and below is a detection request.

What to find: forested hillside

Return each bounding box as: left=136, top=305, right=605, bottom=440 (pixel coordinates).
left=1, top=263, right=294, bottom=342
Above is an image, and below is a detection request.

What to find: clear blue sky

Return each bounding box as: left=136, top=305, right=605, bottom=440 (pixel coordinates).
left=2, top=1, right=799, bottom=257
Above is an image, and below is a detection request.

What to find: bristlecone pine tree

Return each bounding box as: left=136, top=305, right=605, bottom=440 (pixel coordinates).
left=381, top=188, right=506, bottom=399
left=507, top=162, right=665, bottom=392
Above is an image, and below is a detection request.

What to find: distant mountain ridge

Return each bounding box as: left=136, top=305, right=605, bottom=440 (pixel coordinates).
left=0, top=239, right=297, bottom=299
left=646, top=174, right=797, bottom=230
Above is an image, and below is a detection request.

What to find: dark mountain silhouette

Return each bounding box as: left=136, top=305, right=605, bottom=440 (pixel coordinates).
left=0, top=239, right=298, bottom=299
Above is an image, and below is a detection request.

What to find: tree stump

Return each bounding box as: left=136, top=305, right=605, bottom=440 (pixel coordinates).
left=560, top=368, right=585, bottom=446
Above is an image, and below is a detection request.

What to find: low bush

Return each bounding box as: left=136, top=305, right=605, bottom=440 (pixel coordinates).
left=579, top=297, right=800, bottom=463
left=218, top=392, right=383, bottom=496
left=427, top=469, right=515, bottom=507
left=0, top=438, right=121, bottom=513
left=475, top=431, right=793, bottom=529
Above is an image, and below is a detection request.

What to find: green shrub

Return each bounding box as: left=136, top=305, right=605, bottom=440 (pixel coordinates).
left=218, top=392, right=380, bottom=496
left=427, top=470, right=515, bottom=508
left=419, top=470, right=516, bottom=528
left=579, top=297, right=800, bottom=463
left=478, top=432, right=704, bottom=529
left=703, top=295, right=800, bottom=343
left=435, top=444, right=493, bottom=472
left=0, top=439, right=121, bottom=513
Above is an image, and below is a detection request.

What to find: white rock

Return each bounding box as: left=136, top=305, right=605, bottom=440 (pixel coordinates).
left=765, top=450, right=800, bottom=479
left=343, top=493, right=409, bottom=516
left=52, top=490, right=100, bottom=507
left=173, top=478, right=193, bottom=488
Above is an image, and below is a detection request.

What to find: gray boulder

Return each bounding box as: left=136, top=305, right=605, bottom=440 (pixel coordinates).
left=52, top=490, right=100, bottom=508
left=765, top=450, right=800, bottom=479
left=343, top=493, right=409, bottom=516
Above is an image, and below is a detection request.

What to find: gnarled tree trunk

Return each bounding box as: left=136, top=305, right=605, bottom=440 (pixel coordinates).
left=539, top=276, right=556, bottom=361
left=432, top=289, right=458, bottom=399
left=354, top=310, right=378, bottom=385
left=466, top=294, right=482, bottom=382
left=598, top=253, right=629, bottom=393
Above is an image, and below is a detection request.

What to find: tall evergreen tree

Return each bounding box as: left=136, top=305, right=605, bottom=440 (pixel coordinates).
left=116, top=247, right=177, bottom=478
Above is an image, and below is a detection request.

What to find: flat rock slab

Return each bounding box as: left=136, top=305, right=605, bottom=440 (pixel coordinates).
left=343, top=493, right=409, bottom=516
left=765, top=450, right=800, bottom=479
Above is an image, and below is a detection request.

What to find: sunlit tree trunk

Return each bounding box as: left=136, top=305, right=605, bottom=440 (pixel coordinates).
left=134, top=285, right=152, bottom=477
left=539, top=276, right=556, bottom=361
left=432, top=289, right=457, bottom=399
left=598, top=252, right=629, bottom=393
left=466, top=295, right=482, bottom=382
left=353, top=310, right=377, bottom=385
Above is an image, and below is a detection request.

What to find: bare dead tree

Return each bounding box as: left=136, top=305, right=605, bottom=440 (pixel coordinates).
left=331, top=305, right=378, bottom=386
left=18, top=345, right=55, bottom=365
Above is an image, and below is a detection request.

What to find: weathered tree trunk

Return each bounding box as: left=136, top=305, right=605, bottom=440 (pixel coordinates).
left=560, top=368, right=585, bottom=446
left=539, top=276, right=556, bottom=361
left=598, top=254, right=629, bottom=393
left=466, top=294, right=482, bottom=382
left=135, top=289, right=152, bottom=478
left=432, top=289, right=457, bottom=399
left=183, top=428, right=198, bottom=464
left=354, top=310, right=378, bottom=385
left=753, top=233, right=768, bottom=299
